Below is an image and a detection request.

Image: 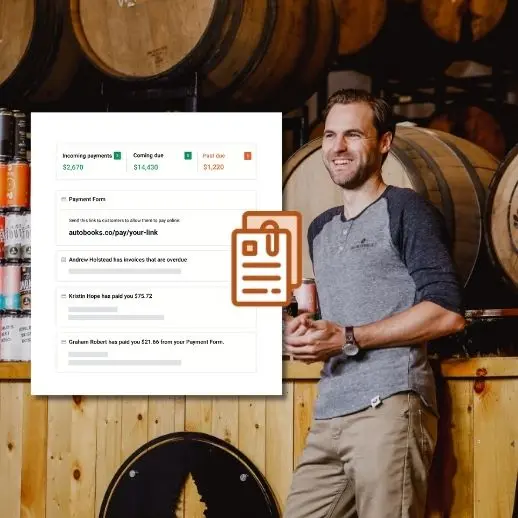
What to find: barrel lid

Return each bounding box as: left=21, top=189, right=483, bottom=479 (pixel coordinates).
left=72, top=0, right=227, bottom=80
left=100, top=431, right=280, bottom=517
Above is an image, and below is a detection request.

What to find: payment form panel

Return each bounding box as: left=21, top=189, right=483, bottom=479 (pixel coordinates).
left=31, top=112, right=282, bottom=395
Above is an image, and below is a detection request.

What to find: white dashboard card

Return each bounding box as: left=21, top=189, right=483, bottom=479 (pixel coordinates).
left=31, top=112, right=282, bottom=396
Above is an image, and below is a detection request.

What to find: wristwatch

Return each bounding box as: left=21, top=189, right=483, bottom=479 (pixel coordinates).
left=342, top=326, right=360, bottom=356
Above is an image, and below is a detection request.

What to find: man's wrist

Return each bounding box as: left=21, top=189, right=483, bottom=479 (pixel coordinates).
left=352, top=326, right=365, bottom=349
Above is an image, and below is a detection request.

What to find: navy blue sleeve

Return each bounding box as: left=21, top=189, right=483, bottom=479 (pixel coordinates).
left=387, top=188, right=464, bottom=315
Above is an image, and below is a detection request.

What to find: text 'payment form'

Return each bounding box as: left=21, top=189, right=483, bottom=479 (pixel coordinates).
left=31, top=112, right=282, bottom=396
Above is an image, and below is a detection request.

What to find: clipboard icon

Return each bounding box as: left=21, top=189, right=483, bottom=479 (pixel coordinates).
left=232, top=211, right=302, bottom=306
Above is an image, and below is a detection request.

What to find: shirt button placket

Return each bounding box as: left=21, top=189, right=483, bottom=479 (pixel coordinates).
left=340, top=222, right=352, bottom=252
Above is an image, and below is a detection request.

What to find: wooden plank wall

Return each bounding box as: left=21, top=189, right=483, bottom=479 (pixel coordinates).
left=0, top=378, right=517, bottom=517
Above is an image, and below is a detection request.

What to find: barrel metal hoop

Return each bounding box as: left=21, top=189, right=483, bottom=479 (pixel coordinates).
left=200, top=0, right=245, bottom=74
left=214, top=0, right=277, bottom=99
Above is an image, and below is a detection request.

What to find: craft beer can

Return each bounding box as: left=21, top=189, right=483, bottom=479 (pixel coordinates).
left=0, top=265, right=4, bottom=311
left=5, top=213, right=24, bottom=261
left=20, top=265, right=30, bottom=311
left=0, top=312, right=23, bottom=361
left=21, top=212, right=30, bottom=260
left=0, top=159, right=8, bottom=209
left=293, top=278, right=319, bottom=315
left=0, top=108, right=14, bottom=160
left=6, top=159, right=30, bottom=210
left=3, top=264, right=21, bottom=310
left=26, top=123, right=31, bottom=163
left=19, top=312, right=31, bottom=360
left=0, top=214, right=5, bottom=261
left=12, top=110, right=27, bottom=160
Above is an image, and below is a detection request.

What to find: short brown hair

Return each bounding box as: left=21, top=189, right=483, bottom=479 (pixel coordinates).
left=323, top=89, right=395, bottom=139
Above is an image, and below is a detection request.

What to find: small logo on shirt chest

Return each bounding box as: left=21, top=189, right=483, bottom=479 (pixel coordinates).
left=350, top=238, right=376, bottom=250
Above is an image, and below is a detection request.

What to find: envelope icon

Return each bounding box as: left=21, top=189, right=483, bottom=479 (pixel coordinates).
left=232, top=211, right=302, bottom=307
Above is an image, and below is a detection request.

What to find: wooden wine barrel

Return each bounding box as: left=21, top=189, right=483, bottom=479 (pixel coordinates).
left=421, top=0, right=507, bottom=43
left=0, top=0, right=81, bottom=102
left=266, top=0, right=338, bottom=109
left=70, top=0, right=232, bottom=80
left=70, top=0, right=337, bottom=110
left=334, top=0, right=387, bottom=55
left=428, top=104, right=507, bottom=159
left=283, top=126, right=498, bottom=285
left=485, top=144, right=518, bottom=292
left=206, top=0, right=337, bottom=109
left=334, top=2, right=454, bottom=80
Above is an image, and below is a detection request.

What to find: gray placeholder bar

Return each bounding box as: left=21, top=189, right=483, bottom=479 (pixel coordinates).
left=68, top=352, right=109, bottom=358
left=69, top=268, right=181, bottom=275
left=68, top=314, right=164, bottom=321
left=68, top=360, right=181, bottom=366
left=68, top=307, right=118, bottom=313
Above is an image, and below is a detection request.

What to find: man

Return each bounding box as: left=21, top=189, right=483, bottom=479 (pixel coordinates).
left=283, top=89, right=465, bottom=518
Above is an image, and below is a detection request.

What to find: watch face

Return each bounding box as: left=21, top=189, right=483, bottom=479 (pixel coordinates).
left=343, top=342, right=360, bottom=356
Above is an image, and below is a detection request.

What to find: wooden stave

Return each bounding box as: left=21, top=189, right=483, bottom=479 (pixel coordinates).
left=0, top=0, right=81, bottom=103
left=282, top=127, right=497, bottom=286
left=485, top=143, right=518, bottom=293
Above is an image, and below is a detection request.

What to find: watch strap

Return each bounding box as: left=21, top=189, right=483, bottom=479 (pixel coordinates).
left=345, top=326, right=356, bottom=345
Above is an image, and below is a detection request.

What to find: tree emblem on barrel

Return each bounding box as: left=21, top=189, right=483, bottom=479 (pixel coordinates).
left=100, top=432, right=280, bottom=517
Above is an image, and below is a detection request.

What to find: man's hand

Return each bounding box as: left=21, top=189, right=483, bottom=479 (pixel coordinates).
left=283, top=312, right=312, bottom=338
left=284, top=318, right=345, bottom=363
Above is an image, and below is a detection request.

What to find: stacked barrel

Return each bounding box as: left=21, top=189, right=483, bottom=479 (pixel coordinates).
left=0, top=108, right=31, bottom=361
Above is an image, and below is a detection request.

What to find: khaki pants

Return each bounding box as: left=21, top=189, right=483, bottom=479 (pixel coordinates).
left=284, top=392, right=437, bottom=518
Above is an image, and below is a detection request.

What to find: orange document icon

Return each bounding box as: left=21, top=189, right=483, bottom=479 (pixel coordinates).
left=232, top=211, right=302, bottom=306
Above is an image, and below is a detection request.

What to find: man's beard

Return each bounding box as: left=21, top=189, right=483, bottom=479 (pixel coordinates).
left=326, top=161, right=373, bottom=190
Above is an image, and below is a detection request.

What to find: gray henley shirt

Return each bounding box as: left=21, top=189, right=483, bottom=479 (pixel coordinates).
left=307, top=185, right=463, bottom=419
